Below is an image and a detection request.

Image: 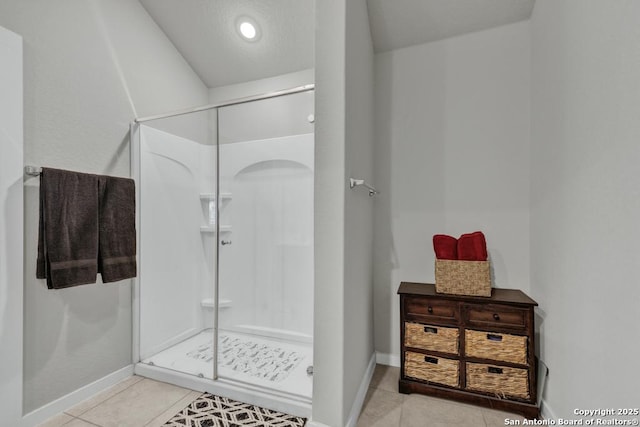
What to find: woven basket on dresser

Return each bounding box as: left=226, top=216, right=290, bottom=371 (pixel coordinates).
left=465, top=330, right=528, bottom=365
left=405, top=322, right=459, bottom=354
left=435, top=259, right=491, bottom=297
left=466, top=363, right=530, bottom=400
left=404, top=351, right=459, bottom=388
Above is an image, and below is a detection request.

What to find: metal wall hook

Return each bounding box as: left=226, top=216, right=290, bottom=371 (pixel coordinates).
left=349, top=178, right=379, bottom=197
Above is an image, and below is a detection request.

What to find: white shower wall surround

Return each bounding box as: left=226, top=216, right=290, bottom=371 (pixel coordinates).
left=139, top=126, right=214, bottom=360
left=139, top=126, right=314, bottom=355
left=218, top=134, right=314, bottom=339
left=136, top=124, right=314, bottom=415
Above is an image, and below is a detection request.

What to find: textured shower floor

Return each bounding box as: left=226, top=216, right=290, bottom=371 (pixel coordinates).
left=141, top=329, right=313, bottom=398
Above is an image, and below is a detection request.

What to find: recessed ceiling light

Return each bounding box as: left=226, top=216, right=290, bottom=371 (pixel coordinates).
left=236, top=17, right=260, bottom=42
left=239, top=21, right=256, bottom=40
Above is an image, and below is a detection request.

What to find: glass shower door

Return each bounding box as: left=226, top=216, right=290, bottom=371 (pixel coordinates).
left=216, top=91, right=315, bottom=398
left=136, top=109, right=218, bottom=380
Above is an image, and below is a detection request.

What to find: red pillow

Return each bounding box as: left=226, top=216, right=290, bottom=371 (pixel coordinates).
left=433, top=234, right=458, bottom=260
left=458, top=231, right=487, bottom=261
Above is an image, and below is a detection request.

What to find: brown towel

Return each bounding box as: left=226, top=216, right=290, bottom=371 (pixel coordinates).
left=98, top=176, right=136, bottom=282
left=37, top=168, right=100, bottom=289
left=37, top=168, right=137, bottom=288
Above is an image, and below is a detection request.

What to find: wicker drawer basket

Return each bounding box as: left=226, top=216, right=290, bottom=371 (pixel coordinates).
left=466, top=363, right=530, bottom=400
left=405, top=322, right=459, bottom=354
left=435, top=259, right=491, bottom=297
left=404, top=351, right=459, bottom=388
left=465, top=330, right=528, bottom=365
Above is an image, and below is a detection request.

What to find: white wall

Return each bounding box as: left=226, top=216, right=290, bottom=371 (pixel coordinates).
left=530, top=0, right=640, bottom=419
left=210, top=69, right=315, bottom=145
left=373, top=21, right=531, bottom=364
left=0, top=24, right=23, bottom=427
left=0, top=0, right=208, bottom=414
left=343, top=0, right=376, bottom=424
left=209, top=69, right=314, bottom=103
left=312, top=0, right=375, bottom=425
left=312, top=0, right=348, bottom=424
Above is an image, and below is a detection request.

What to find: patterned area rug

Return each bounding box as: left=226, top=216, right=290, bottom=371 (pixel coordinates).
left=186, top=334, right=304, bottom=382
left=163, top=393, right=307, bottom=426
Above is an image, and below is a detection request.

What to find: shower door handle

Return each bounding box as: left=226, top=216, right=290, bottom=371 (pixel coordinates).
left=221, top=240, right=232, bottom=246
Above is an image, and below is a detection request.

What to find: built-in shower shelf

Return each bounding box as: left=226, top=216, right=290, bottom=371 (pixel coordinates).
left=200, top=225, right=232, bottom=233
left=199, top=193, right=232, bottom=201
left=201, top=298, right=232, bottom=309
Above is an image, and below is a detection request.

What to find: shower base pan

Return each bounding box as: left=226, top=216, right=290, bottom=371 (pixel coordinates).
left=136, top=329, right=312, bottom=418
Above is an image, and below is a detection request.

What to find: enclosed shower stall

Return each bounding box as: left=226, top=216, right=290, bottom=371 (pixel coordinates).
left=131, top=87, right=315, bottom=415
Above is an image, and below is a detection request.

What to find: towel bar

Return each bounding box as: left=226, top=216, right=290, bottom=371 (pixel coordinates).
left=24, top=165, right=42, bottom=176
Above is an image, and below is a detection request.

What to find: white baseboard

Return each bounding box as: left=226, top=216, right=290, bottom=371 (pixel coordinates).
left=540, top=398, right=556, bottom=421
left=537, top=359, right=553, bottom=420
left=21, top=365, right=134, bottom=427
left=345, top=352, right=377, bottom=427
left=305, top=352, right=377, bottom=427
left=375, top=351, right=400, bottom=367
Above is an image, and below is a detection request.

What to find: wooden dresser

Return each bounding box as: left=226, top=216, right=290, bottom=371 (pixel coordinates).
left=398, top=282, right=539, bottom=418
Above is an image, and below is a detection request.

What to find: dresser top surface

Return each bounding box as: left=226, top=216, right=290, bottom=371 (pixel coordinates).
left=398, top=282, right=538, bottom=306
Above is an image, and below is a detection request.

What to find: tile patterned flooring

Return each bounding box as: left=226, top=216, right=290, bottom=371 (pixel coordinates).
left=358, top=365, right=528, bottom=427
left=38, top=376, right=201, bottom=427
left=38, top=364, right=528, bottom=427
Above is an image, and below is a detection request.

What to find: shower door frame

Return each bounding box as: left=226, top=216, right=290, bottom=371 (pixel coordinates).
left=129, top=84, right=315, bottom=417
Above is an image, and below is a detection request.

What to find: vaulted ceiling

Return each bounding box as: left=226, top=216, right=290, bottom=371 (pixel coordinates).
left=367, top=0, right=535, bottom=52
left=140, top=0, right=535, bottom=88
left=139, top=0, right=315, bottom=88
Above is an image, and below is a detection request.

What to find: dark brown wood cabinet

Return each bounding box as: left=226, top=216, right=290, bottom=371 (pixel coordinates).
left=398, top=282, right=539, bottom=419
